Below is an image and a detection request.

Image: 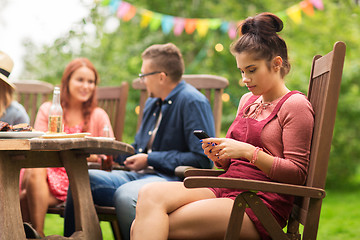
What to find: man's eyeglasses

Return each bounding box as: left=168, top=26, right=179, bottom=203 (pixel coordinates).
left=138, top=71, right=167, bottom=81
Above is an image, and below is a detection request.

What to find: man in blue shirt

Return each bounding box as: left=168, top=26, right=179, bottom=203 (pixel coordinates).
left=64, top=43, right=215, bottom=240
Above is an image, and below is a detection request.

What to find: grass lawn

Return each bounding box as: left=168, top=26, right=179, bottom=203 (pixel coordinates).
left=44, top=215, right=115, bottom=240
left=317, top=189, right=360, bottom=239
left=43, top=189, right=360, bottom=239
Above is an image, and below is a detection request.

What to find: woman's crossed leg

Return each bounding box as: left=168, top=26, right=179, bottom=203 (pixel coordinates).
left=131, top=181, right=260, bottom=240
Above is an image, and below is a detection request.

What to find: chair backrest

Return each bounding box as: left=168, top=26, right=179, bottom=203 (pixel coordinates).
left=13, top=80, right=54, bottom=127
left=132, top=74, right=229, bottom=137
left=96, top=82, right=129, bottom=141
left=288, top=41, right=346, bottom=237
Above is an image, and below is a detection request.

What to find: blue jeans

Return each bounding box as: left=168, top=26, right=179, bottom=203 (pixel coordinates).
left=64, top=169, right=178, bottom=240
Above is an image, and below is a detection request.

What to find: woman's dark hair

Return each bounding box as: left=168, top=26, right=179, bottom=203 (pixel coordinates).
left=60, top=58, right=99, bottom=132
left=231, top=12, right=291, bottom=77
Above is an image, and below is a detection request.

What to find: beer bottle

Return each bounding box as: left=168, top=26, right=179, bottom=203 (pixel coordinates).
left=48, top=87, right=63, bottom=133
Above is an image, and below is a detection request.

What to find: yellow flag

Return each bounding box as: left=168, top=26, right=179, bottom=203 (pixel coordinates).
left=140, top=10, right=153, bottom=28
left=196, top=19, right=209, bottom=37
left=286, top=5, right=302, bottom=24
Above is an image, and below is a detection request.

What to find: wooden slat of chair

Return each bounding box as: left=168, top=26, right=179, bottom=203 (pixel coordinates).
left=13, top=80, right=54, bottom=127
left=96, top=82, right=129, bottom=141
left=183, top=41, right=346, bottom=240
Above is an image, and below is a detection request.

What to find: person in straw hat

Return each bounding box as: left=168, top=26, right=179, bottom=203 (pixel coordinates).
left=0, top=51, right=29, bottom=125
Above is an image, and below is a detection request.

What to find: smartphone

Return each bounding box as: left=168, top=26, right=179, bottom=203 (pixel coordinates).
left=193, top=130, right=210, bottom=140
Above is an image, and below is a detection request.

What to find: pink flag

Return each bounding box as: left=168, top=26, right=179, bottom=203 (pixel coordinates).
left=116, top=2, right=131, bottom=19
left=310, top=0, right=324, bottom=10
left=173, top=18, right=185, bottom=36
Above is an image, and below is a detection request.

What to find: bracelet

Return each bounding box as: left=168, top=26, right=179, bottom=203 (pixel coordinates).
left=251, top=147, right=262, bottom=164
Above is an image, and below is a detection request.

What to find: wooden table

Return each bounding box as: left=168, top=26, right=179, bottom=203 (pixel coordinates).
left=0, top=137, right=134, bottom=240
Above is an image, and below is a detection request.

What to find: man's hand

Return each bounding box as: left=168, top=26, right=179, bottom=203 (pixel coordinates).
left=124, top=153, right=149, bottom=171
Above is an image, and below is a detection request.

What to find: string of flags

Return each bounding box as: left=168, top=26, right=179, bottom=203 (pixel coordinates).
left=100, top=0, right=324, bottom=39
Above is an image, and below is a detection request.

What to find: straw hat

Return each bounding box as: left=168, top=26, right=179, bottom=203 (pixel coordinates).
left=0, top=51, right=15, bottom=89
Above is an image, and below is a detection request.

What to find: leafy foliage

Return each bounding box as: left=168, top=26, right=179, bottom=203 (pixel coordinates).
left=21, top=0, right=360, bottom=187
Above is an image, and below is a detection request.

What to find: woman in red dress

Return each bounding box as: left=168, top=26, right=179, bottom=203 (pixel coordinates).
left=131, top=12, right=314, bottom=240
left=19, top=58, right=114, bottom=237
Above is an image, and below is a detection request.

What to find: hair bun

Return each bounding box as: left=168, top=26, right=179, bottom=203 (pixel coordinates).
left=241, top=12, right=283, bottom=37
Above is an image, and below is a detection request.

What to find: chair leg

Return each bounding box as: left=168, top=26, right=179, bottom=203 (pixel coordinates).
left=224, top=193, right=247, bottom=240
left=110, top=220, right=122, bottom=240
left=242, top=192, right=289, bottom=240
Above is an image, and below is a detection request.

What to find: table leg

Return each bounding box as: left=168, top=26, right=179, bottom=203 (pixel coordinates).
left=0, top=151, right=26, bottom=239
left=61, top=150, right=102, bottom=240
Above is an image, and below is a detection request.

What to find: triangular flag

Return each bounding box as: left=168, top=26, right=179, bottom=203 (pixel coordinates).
left=109, top=0, right=121, bottom=13
left=140, top=10, right=153, bottom=28
left=209, top=18, right=222, bottom=30
left=173, top=17, right=185, bottom=36
left=220, top=22, right=229, bottom=33
left=228, top=22, right=237, bottom=39
left=116, top=1, right=130, bottom=19
left=122, top=5, right=136, bottom=21
left=149, top=13, right=162, bottom=31
left=196, top=19, right=210, bottom=37
left=310, top=0, right=324, bottom=10
left=185, top=19, right=197, bottom=34
left=286, top=4, right=302, bottom=24
left=101, top=0, right=111, bottom=6
left=162, top=15, right=175, bottom=34
left=300, top=0, right=315, bottom=16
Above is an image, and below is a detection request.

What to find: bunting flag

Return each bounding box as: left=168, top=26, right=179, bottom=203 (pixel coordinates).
left=102, top=0, right=323, bottom=39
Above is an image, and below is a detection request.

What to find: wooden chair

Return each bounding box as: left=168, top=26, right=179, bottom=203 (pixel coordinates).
left=183, top=41, right=346, bottom=240
left=132, top=74, right=229, bottom=137
left=12, top=80, right=54, bottom=127
left=96, top=82, right=129, bottom=141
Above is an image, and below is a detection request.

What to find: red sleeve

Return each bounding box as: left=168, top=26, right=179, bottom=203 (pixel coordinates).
left=268, top=94, right=314, bottom=185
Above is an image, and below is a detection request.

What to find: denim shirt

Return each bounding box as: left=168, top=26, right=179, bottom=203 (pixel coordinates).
left=119, top=80, right=215, bottom=176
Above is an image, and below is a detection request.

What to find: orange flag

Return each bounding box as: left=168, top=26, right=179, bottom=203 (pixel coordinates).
left=185, top=19, right=197, bottom=34
left=122, top=5, right=136, bottom=21
left=300, top=0, right=315, bottom=16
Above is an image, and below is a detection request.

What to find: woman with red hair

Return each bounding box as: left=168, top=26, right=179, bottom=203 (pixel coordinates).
left=20, top=58, right=114, bottom=238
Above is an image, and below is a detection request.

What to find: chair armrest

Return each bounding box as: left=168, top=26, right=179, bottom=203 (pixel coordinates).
left=174, top=167, right=225, bottom=178
left=184, top=168, right=225, bottom=177
left=174, top=166, right=195, bottom=178
left=183, top=176, right=325, bottom=199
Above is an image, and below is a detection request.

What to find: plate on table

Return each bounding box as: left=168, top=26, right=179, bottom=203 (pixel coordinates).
left=0, top=131, right=45, bottom=139
left=85, top=136, right=115, bottom=141
left=40, top=132, right=91, bottom=139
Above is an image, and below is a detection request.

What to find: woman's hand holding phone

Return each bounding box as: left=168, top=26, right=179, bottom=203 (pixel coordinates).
left=193, top=130, right=230, bottom=169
